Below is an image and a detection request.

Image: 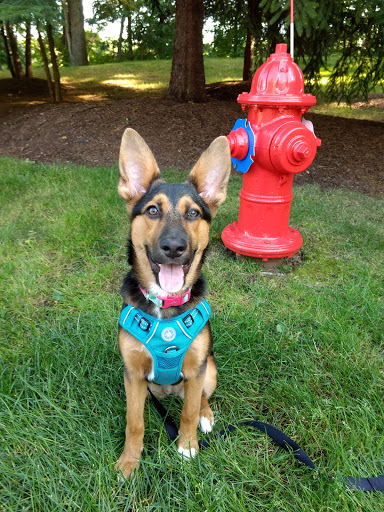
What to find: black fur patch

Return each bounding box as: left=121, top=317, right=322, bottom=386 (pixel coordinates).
left=131, top=180, right=212, bottom=223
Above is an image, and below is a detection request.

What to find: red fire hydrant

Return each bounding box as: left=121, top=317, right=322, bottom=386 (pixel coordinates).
left=222, top=43, right=321, bottom=261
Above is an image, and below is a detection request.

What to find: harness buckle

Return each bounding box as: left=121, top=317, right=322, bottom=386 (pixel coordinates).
left=183, top=314, right=194, bottom=328
left=138, top=316, right=151, bottom=331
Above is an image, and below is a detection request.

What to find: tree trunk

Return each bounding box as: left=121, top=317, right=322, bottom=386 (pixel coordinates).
left=127, top=11, right=133, bottom=61
left=64, top=0, right=89, bottom=66
left=247, top=0, right=264, bottom=68
left=25, top=22, right=33, bottom=78
left=117, top=16, right=125, bottom=62
left=63, top=1, right=71, bottom=51
left=243, top=29, right=255, bottom=81
left=0, top=22, right=16, bottom=78
left=168, top=0, right=206, bottom=102
left=6, top=22, right=25, bottom=79
left=37, top=31, right=55, bottom=103
left=46, top=23, right=62, bottom=102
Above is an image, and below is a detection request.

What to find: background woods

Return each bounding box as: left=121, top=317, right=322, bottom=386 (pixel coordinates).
left=0, top=0, right=383, bottom=103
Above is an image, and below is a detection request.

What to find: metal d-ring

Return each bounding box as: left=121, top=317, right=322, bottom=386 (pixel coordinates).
left=164, top=345, right=180, bottom=353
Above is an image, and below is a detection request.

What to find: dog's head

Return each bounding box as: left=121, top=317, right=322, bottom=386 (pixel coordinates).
left=118, top=128, right=231, bottom=295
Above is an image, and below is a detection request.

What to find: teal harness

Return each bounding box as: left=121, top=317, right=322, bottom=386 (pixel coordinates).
left=119, top=299, right=211, bottom=385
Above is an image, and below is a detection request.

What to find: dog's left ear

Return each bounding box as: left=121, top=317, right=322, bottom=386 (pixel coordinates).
left=188, top=136, right=231, bottom=218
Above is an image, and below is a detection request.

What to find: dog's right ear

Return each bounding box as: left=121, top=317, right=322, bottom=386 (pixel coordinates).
left=118, top=128, right=161, bottom=214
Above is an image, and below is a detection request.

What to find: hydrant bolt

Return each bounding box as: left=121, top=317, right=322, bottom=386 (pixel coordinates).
left=292, top=142, right=310, bottom=161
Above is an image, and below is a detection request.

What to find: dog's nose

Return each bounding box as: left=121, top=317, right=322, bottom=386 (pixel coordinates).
left=160, top=238, right=187, bottom=259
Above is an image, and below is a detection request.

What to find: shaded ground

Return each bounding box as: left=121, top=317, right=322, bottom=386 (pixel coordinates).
left=0, top=78, right=383, bottom=198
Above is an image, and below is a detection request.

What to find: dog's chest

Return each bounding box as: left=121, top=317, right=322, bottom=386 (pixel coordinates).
left=119, top=300, right=211, bottom=386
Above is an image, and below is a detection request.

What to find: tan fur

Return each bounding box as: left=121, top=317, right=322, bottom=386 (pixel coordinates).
left=115, top=129, right=230, bottom=478
left=188, top=135, right=231, bottom=217
left=118, top=129, right=161, bottom=215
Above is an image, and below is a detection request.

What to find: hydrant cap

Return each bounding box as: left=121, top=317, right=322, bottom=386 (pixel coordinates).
left=238, top=43, right=316, bottom=107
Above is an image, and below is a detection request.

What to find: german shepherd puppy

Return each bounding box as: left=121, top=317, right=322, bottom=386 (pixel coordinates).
left=115, top=128, right=231, bottom=478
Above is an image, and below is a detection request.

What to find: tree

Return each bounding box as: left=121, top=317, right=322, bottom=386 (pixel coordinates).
left=0, top=0, right=63, bottom=102
left=25, top=21, right=33, bottom=78
left=243, top=29, right=255, bottom=81
left=89, top=0, right=175, bottom=62
left=90, top=0, right=132, bottom=62
left=5, top=21, right=24, bottom=78
left=133, top=0, right=175, bottom=60
left=205, top=0, right=257, bottom=81
left=46, top=22, right=62, bottom=101
left=62, top=0, right=89, bottom=66
left=0, top=20, right=15, bottom=77
left=168, top=0, right=206, bottom=102
left=256, top=0, right=384, bottom=103
left=37, top=28, right=55, bottom=100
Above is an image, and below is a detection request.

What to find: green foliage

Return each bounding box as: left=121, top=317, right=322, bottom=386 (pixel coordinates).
left=87, top=35, right=117, bottom=65
left=88, top=0, right=175, bottom=61
left=133, top=2, right=175, bottom=60
left=324, top=1, right=384, bottom=103
left=0, top=0, right=61, bottom=26
left=212, top=24, right=246, bottom=58
left=260, top=0, right=384, bottom=103
left=206, top=0, right=248, bottom=59
left=1, top=157, right=384, bottom=510
left=207, top=0, right=384, bottom=103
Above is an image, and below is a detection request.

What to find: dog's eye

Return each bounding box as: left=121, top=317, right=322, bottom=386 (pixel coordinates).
left=187, top=209, right=200, bottom=219
left=146, top=205, right=160, bottom=217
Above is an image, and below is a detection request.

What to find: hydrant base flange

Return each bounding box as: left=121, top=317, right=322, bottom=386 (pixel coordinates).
left=221, top=221, right=303, bottom=260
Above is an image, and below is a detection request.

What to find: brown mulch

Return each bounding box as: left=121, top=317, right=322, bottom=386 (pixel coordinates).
left=0, top=78, right=383, bottom=198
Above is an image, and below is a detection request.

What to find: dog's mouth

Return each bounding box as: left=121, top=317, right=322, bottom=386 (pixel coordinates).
left=148, top=254, right=192, bottom=293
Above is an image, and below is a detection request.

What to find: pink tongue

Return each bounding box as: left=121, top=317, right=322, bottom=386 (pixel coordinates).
left=158, top=264, right=184, bottom=292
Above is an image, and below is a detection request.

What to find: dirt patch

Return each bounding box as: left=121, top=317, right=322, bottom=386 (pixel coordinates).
left=0, top=78, right=383, bottom=198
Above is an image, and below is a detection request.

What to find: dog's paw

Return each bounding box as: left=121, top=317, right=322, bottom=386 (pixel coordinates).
left=198, top=415, right=214, bottom=434
left=115, top=456, right=139, bottom=480
left=177, top=446, right=197, bottom=459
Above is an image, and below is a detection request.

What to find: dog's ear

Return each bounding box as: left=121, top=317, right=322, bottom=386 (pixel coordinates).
left=188, top=136, right=231, bottom=217
left=118, top=128, right=161, bottom=213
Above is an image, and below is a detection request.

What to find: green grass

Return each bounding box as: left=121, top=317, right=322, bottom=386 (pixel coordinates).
left=1, top=157, right=383, bottom=511
left=0, top=58, right=244, bottom=100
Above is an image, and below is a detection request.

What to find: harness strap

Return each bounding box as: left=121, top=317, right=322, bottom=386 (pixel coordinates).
left=148, top=389, right=384, bottom=492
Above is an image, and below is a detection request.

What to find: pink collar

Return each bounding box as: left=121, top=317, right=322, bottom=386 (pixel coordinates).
left=140, top=286, right=191, bottom=308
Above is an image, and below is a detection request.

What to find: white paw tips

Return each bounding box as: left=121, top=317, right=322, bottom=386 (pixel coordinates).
left=199, top=415, right=214, bottom=434
left=178, top=446, right=197, bottom=459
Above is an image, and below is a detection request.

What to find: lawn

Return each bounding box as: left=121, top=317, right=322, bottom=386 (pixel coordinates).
left=0, top=157, right=383, bottom=511
left=1, top=56, right=382, bottom=121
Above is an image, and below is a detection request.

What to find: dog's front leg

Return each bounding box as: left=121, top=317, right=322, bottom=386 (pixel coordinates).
left=178, top=374, right=205, bottom=457
left=115, top=375, right=147, bottom=478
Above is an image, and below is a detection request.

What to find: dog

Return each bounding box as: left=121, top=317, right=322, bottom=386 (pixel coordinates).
left=115, top=128, right=231, bottom=478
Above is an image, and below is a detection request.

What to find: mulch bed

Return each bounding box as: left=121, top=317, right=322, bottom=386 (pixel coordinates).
left=0, top=78, right=383, bottom=198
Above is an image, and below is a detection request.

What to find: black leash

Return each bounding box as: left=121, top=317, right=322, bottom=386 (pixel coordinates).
left=148, top=389, right=384, bottom=492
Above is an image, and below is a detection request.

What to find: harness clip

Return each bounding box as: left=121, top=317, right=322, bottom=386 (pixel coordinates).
left=183, top=314, right=194, bottom=328
left=138, top=317, right=151, bottom=331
